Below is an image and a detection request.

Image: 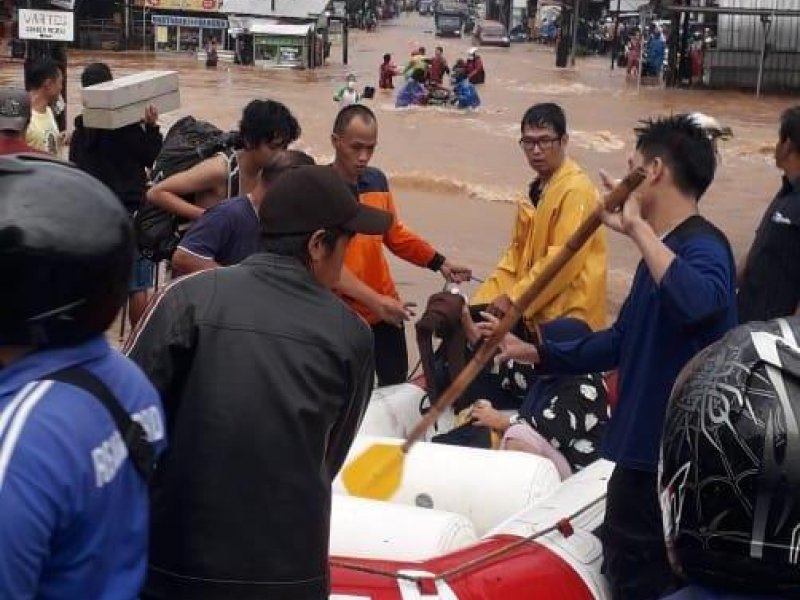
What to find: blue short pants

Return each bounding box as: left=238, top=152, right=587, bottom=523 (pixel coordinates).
left=129, top=253, right=154, bottom=293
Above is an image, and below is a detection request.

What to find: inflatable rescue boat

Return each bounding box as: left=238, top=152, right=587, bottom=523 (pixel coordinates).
left=328, top=383, right=612, bottom=599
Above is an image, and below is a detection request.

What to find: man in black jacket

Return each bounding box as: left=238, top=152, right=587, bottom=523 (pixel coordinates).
left=69, top=62, right=163, bottom=327
left=127, top=165, right=391, bottom=600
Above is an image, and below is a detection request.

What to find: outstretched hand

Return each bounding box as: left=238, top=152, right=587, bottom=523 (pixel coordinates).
left=475, top=311, right=540, bottom=365
left=440, top=260, right=472, bottom=284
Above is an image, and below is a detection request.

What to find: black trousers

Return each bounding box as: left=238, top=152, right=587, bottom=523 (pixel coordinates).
left=602, top=466, right=678, bottom=600
left=371, top=322, right=408, bottom=387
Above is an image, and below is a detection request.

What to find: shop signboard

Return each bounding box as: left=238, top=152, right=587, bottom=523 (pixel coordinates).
left=144, top=0, right=220, bottom=11
left=279, top=46, right=300, bottom=64
left=18, top=8, right=74, bottom=42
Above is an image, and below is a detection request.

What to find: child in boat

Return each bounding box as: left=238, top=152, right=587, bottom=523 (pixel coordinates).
left=334, top=73, right=360, bottom=107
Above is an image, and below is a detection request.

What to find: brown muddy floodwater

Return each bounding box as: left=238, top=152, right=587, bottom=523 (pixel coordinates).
left=2, top=14, right=796, bottom=346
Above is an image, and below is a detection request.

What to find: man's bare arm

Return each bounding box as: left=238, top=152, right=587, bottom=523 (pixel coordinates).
left=147, top=155, right=228, bottom=221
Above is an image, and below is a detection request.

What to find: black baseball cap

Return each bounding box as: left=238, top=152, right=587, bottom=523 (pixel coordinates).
left=260, top=165, right=392, bottom=235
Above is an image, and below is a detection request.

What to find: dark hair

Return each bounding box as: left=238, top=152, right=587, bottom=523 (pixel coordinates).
left=26, top=57, right=62, bottom=91
left=779, top=106, right=800, bottom=151
left=260, top=150, right=316, bottom=184
left=436, top=46, right=444, bottom=53
left=411, top=69, right=426, bottom=83
left=260, top=227, right=351, bottom=265
left=418, top=46, right=426, bottom=54
left=239, top=99, right=301, bottom=150
left=81, top=62, right=113, bottom=88
left=634, top=114, right=716, bottom=199
left=333, top=103, right=376, bottom=135
left=521, top=103, right=567, bottom=138
left=383, top=53, right=391, bottom=62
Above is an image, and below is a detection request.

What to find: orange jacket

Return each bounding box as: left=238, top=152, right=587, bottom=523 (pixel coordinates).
left=342, top=167, right=441, bottom=324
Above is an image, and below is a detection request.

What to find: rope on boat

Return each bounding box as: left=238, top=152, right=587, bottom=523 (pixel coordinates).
left=435, top=493, right=607, bottom=582
left=329, top=560, right=424, bottom=583
left=330, top=493, right=607, bottom=586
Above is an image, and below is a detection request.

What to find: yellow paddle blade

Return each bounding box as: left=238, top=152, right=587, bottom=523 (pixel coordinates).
left=341, top=443, right=405, bottom=501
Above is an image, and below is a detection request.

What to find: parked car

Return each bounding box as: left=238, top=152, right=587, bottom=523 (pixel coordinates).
left=473, top=20, right=510, bottom=47
left=419, top=0, right=434, bottom=15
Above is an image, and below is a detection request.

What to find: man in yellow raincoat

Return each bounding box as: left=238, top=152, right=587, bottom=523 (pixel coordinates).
left=472, top=103, right=607, bottom=331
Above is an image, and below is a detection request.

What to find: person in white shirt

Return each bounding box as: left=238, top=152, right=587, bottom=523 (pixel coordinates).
left=25, top=58, right=64, bottom=156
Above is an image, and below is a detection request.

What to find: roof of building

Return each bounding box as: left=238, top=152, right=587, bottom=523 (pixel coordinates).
left=220, top=0, right=330, bottom=18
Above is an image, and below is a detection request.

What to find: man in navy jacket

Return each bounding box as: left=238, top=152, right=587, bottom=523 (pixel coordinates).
left=477, top=114, right=737, bottom=599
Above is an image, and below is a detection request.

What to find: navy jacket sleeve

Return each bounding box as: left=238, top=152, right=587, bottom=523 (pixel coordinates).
left=539, top=294, right=631, bottom=376
left=658, top=235, right=733, bottom=326
left=540, top=326, right=623, bottom=376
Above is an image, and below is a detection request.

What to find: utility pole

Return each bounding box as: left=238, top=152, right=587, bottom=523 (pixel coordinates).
left=569, top=0, right=580, bottom=67
left=611, top=0, right=621, bottom=69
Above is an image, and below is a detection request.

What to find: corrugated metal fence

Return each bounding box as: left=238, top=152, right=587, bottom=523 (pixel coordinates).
left=703, top=0, right=800, bottom=91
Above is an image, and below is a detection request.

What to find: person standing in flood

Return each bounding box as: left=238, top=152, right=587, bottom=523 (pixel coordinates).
left=429, top=46, right=450, bottom=85
left=379, top=53, right=400, bottom=89
left=737, top=106, right=800, bottom=323
left=330, top=104, right=472, bottom=386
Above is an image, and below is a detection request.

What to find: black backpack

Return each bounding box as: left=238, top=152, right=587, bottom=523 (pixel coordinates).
left=134, top=116, right=240, bottom=262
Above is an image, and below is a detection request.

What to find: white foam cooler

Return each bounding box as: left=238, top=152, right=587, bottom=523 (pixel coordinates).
left=330, top=495, right=478, bottom=561
left=81, top=70, right=180, bottom=129
left=334, top=436, right=561, bottom=535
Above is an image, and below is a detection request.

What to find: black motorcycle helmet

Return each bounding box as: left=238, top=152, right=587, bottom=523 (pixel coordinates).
left=0, top=154, right=132, bottom=348
left=659, top=318, right=800, bottom=594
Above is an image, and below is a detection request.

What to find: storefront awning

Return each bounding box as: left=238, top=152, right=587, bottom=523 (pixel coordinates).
left=248, top=20, right=314, bottom=36
left=151, top=14, right=229, bottom=29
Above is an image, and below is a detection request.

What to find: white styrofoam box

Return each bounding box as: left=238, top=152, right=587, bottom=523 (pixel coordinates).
left=81, top=70, right=179, bottom=110
left=82, top=90, right=181, bottom=130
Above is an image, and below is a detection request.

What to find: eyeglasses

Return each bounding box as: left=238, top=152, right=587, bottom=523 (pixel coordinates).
left=519, top=136, right=562, bottom=151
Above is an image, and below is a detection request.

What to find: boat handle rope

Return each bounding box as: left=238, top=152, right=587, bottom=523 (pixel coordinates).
left=330, top=492, right=607, bottom=585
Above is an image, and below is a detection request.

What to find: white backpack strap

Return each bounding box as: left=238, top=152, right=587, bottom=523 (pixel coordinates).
left=216, top=150, right=239, bottom=198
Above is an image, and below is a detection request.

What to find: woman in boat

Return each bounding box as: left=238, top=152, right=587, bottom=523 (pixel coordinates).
left=463, top=315, right=609, bottom=479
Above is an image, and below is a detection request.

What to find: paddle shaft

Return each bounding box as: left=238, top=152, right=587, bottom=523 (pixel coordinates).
left=402, top=168, right=647, bottom=453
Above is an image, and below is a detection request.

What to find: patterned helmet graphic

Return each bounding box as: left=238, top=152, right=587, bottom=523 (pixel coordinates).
left=659, top=317, right=800, bottom=593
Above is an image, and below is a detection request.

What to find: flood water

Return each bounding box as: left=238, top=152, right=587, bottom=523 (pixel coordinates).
left=2, top=14, right=795, bottom=324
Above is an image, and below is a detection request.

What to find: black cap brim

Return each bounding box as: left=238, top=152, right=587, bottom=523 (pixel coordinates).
left=342, top=204, right=393, bottom=235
